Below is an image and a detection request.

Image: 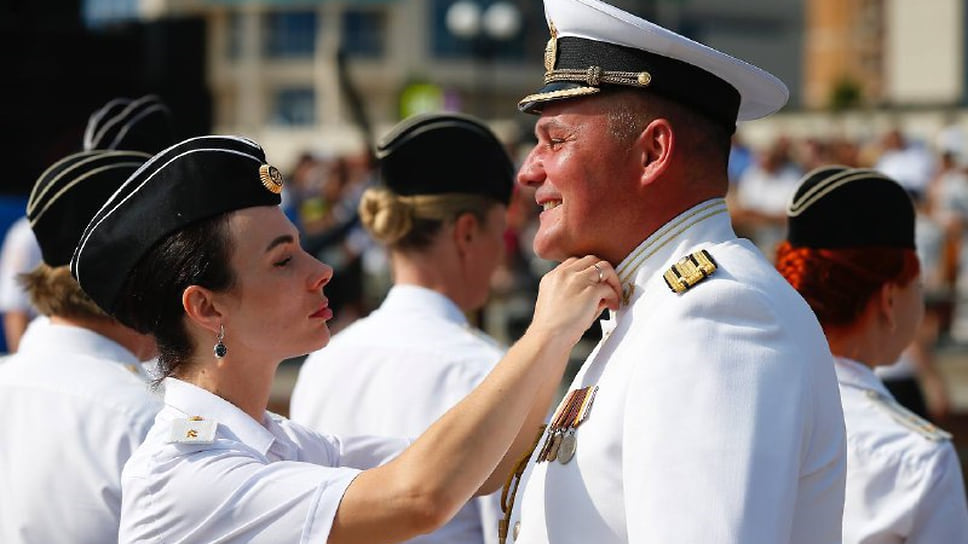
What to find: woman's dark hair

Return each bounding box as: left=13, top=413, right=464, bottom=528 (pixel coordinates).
left=113, top=212, right=236, bottom=380
left=775, top=241, right=920, bottom=333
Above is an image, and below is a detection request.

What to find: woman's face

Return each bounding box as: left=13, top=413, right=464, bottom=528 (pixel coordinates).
left=216, top=206, right=334, bottom=361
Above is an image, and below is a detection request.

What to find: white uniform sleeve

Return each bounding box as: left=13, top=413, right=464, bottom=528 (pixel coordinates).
left=907, top=443, right=968, bottom=543
left=0, top=219, right=41, bottom=313
left=622, top=287, right=810, bottom=543
left=120, top=448, right=360, bottom=544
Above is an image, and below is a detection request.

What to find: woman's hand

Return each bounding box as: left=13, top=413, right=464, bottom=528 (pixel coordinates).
left=529, top=255, right=621, bottom=347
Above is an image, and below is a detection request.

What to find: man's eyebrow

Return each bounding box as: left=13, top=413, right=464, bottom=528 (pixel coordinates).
left=265, top=234, right=294, bottom=253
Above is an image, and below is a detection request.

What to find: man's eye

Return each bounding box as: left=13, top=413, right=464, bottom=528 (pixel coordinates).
left=549, top=138, right=566, bottom=149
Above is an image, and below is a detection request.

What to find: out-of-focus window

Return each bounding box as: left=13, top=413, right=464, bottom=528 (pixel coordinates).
left=264, top=10, right=318, bottom=58
left=271, top=88, right=316, bottom=126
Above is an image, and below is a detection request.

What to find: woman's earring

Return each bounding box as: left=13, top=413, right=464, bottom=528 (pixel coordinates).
left=214, top=325, right=227, bottom=359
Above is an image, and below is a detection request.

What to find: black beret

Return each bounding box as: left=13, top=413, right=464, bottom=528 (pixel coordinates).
left=377, top=113, right=514, bottom=205
left=71, top=135, right=284, bottom=314
left=786, top=166, right=916, bottom=250
left=27, top=150, right=150, bottom=267
left=519, top=0, right=788, bottom=130
left=83, top=95, right=175, bottom=154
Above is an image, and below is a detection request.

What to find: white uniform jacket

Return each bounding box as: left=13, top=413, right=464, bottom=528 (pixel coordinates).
left=0, top=321, right=161, bottom=544
left=837, top=357, right=968, bottom=543
left=119, top=378, right=409, bottom=543
left=509, top=199, right=847, bottom=543
left=291, top=284, right=505, bottom=544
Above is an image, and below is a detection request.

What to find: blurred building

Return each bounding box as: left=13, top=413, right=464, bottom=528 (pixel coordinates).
left=804, top=0, right=967, bottom=110
left=77, top=0, right=806, bottom=167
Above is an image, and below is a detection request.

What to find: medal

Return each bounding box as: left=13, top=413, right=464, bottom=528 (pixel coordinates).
left=536, top=385, right=599, bottom=464
left=557, top=432, right=577, bottom=463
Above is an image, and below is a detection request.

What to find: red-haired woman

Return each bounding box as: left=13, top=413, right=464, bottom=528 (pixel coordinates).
left=777, top=166, right=968, bottom=543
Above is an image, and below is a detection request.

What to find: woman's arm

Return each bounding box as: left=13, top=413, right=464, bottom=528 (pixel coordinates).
left=329, top=256, right=620, bottom=544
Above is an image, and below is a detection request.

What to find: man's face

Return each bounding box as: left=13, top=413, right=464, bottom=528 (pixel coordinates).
left=517, top=98, right=641, bottom=262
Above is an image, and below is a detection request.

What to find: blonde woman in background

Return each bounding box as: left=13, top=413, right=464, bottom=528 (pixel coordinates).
left=292, top=113, right=514, bottom=544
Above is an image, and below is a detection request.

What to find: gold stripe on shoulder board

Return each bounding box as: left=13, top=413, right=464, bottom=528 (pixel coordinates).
left=663, top=249, right=717, bottom=294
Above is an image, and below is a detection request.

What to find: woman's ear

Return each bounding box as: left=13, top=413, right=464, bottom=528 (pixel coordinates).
left=182, top=285, right=223, bottom=335
left=453, top=212, right=480, bottom=258
left=877, top=282, right=898, bottom=333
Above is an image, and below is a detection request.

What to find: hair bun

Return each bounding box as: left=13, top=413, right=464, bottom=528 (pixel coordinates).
left=359, top=187, right=413, bottom=245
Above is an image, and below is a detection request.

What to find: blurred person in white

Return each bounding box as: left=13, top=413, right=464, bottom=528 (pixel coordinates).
left=0, top=215, right=41, bottom=351
left=728, top=136, right=803, bottom=257
left=291, top=113, right=514, bottom=544
left=875, top=129, right=936, bottom=196
left=0, top=150, right=162, bottom=543
left=777, top=166, right=968, bottom=543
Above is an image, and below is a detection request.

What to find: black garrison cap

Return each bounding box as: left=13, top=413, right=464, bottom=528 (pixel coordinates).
left=376, top=113, right=515, bottom=205
left=83, top=94, right=175, bottom=154
left=71, top=135, right=284, bottom=314
left=786, top=166, right=916, bottom=250
left=27, top=150, right=150, bottom=267
left=518, top=0, right=789, bottom=131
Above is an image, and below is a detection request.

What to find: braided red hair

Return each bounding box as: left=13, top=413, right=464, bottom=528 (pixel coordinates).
left=775, top=241, right=920, bottom=332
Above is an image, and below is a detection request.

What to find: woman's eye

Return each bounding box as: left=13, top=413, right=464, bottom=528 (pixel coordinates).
left=274, top=256, right=292, bottom=267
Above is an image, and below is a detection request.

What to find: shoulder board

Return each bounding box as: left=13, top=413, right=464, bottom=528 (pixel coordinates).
left=865, top=390, right=952, bottom=442
left=168, top=415, right=218, bottom=445
left=663, top=249, right=717, bottom=294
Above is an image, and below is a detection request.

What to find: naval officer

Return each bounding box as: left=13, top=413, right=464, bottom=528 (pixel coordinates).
left=291, top=113, right=513, bottom=544
left=504, top=0, right=846, bottom=542
left=0, top=149, right=161, bottom=543
left=776, top=166, right=968, bottom=543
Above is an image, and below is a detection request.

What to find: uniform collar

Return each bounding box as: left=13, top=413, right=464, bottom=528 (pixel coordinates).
left=18, top=318, right=142, bottom=368
left=834, top=356, right=893, bottom=398
left=379, top=284, right=468, bottom=327
left=163, top=377, right=278, bottom=457
left=613, top=198, right=733, bottom=308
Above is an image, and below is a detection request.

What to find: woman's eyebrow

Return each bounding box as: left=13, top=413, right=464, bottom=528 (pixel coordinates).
left=264, top=234, right=294, bottom=253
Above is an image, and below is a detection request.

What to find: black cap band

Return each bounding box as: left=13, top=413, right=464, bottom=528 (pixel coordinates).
left=520, top=37, right=741, bottom=130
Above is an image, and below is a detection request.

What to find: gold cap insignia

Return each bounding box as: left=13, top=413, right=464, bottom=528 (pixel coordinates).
left=259, top=164, right=284, bottom=194
left=663, top=249, right=717, bottom=294
left=544, top=21, right=558, bottom=72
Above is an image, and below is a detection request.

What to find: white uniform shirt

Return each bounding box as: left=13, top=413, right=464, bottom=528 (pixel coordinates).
left=836, top=357, right=968, bottom=543
left=291, top=284, right=505, bottom=544
left=0, top=217, right=41, bottom=315
left=120, top=378, right=408, bottom=543
left=0, top=321, right=161, bottom=543
left=509, top=199, right=847, bottom=544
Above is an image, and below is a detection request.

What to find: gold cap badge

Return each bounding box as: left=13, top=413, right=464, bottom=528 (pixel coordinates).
left=663, top=249, right=717, bottom=294
left=544, top=21, right=558, bottom=72
left=259, top=164, right=284, bottom=194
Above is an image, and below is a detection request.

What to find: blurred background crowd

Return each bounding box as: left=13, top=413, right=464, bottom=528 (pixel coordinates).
left=5, top=0, right=968, bottom=475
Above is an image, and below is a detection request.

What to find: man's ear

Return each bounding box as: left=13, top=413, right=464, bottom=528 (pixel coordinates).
left=636, top=118, right=674, bottom=187
left=182, top=285, right=224, bottom=335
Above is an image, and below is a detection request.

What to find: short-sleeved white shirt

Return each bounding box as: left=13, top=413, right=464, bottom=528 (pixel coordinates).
left=120, top=378, right=408, bottom=544
left=837, top=357, right=968, bottom=543
left=0, top=321, right=161, bottom=543
left=291, top=284, right=505, bottom=544
left=508, top=199, right=846, bottom=543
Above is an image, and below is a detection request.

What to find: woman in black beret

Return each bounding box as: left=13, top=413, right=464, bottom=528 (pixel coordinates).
left=775, top=166, right=968, bottom=543
left=72, top=134, right=619, bottom=543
